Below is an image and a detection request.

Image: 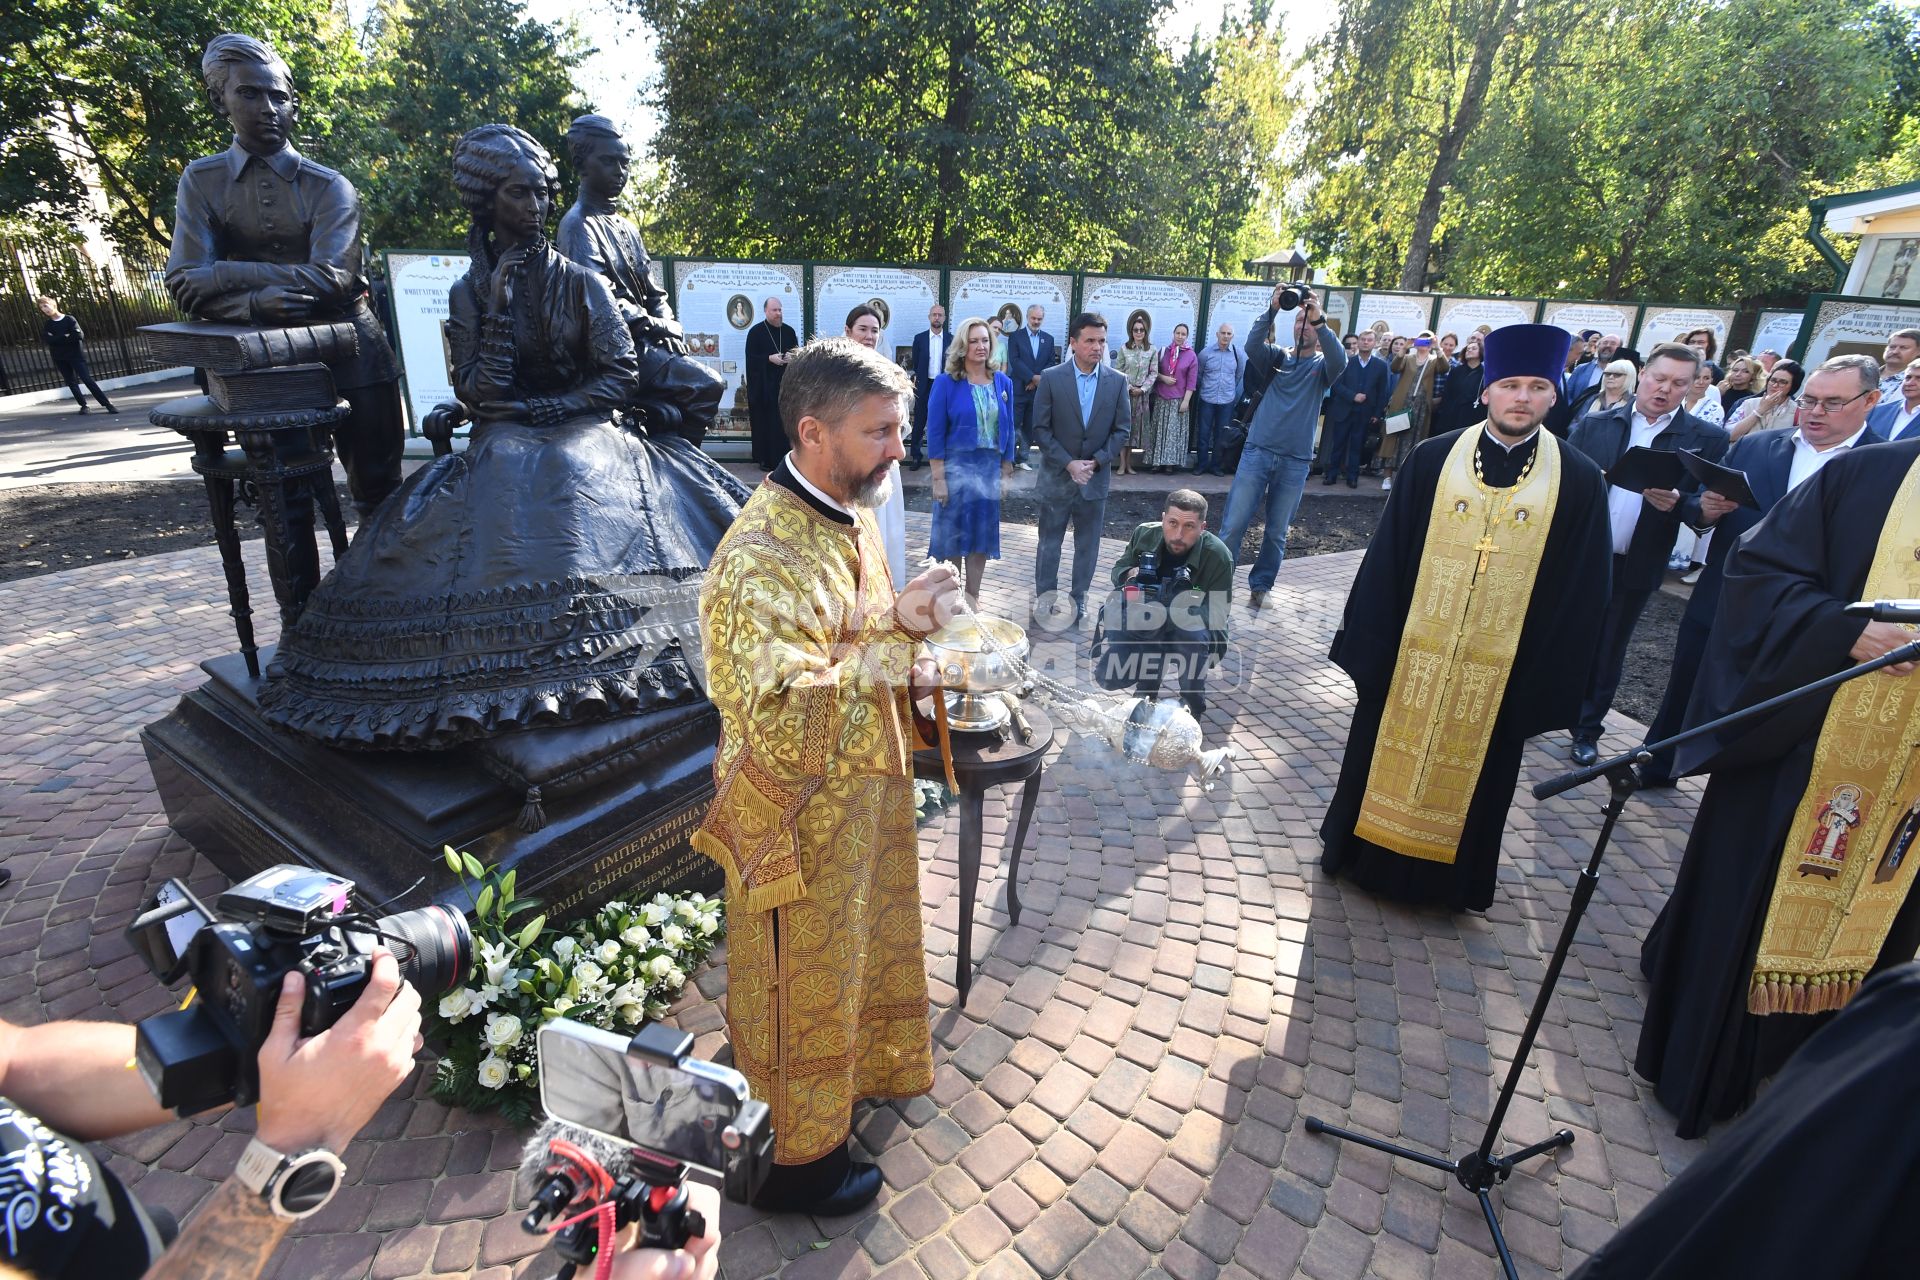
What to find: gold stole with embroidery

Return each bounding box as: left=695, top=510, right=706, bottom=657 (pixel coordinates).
left=1354, top=427, right=1562, bottom=863
left=1749, top=454, right=1920, bottom=1015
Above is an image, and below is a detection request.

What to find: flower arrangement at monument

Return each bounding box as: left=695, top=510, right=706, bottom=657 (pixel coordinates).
left=424, top=847, right=726, bottom=1121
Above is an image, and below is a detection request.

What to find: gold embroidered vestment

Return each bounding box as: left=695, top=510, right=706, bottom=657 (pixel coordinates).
left=692, top=480, right=934, bottom=1163
left=1354, top=429, right=1563, bottom=862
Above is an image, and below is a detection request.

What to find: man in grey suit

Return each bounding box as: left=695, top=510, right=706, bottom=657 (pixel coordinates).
left=1032, top=312, right=1131, bottom=628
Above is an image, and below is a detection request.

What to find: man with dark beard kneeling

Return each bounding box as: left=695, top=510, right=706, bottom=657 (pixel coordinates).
left=1092, top=489, right=1233, bottom=719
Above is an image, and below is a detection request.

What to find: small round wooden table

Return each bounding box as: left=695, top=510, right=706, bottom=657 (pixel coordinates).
left=915, top=704, right=1055, bottom=1007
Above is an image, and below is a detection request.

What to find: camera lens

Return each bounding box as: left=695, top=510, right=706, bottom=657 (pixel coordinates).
left=376, top=904, right=473, bottom=994
left=1277, top=287, right=1301, bottom=311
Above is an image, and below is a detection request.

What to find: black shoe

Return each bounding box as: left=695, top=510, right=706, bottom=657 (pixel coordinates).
left=1570, top=739, right=1599, bottom=767
left=1634, top=765, right=1677, bottom=790
left=751, top=1147, right=883, bottom=1216
left=75, top=405, right=88, bottom=415
left=1346, top=478, right=1359, bottom=489
left=100, top=402, right=118, bottom=414
left=1249, top=590, right=1268, bottom=610
left=1322, top=474, right=1338, bottom=486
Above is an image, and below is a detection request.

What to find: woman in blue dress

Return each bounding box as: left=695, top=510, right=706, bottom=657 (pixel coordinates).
left=927, top=316, right=1017, bottom=602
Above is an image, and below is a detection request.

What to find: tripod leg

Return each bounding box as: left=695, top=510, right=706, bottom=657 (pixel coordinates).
left=1475, top=1188, right=1520, bottom=1280
left=1300, top=1117, right=1458, bottom=1174
left=1498, top=1128, right=1576, bottom=1169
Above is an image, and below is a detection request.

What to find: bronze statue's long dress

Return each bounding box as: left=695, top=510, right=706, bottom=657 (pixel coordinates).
left=258, top=242, right=749, bottom=750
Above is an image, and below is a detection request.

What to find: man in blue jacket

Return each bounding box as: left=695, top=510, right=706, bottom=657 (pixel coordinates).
left=1217, top=285, right=1346, bottom=609
left=1321, top=329, right=1388, bottom=488
left=1006, top=304, right=1058, bottom=468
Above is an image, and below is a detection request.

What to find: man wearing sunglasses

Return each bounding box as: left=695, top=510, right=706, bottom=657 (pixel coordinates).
left=1637, top=354, right=1887, bottom=789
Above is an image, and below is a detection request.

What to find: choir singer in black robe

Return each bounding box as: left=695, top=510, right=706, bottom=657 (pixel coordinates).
left=1321, top=324, right=1613, bottom=910
left=1636, top=421, right=1920, bottom=1138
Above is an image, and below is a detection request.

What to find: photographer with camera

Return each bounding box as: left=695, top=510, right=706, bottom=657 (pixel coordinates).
left=1092, top=489, right=1233, bottom=719
left=1217, top=282, right=1346, bottom=610
left=0, top=949, right=420, bottom=1280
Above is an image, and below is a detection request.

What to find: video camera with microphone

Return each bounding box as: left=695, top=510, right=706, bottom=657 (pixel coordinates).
left=518, top=1018, right=773, bottom=1278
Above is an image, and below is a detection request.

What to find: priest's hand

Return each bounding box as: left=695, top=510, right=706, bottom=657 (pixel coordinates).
left=909, top=656, right=944, bottom=704
left=1851, top=621, right=1917, bottom=675
left=1698, top=491, right=1739, bottom=523
left=1641, top=487, right=1680, bottom=512
left=896, top=562, right=960, bottom=635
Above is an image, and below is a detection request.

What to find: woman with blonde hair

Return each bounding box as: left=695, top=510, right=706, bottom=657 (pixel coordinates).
left=1718, top=355, right=1762, bottom=419
left=926, top=317, right=1018, bottom=601
left=1112, top=311, right=1156, bottom=475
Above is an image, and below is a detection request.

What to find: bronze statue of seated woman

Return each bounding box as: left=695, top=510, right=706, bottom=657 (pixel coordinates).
left=258, top=124, right=749, bottom=751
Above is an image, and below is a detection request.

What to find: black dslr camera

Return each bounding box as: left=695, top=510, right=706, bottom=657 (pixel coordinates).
left=1129, top=547, right=1195, bottom=606
left=1275, top=283, right=1315, bottom=312
left=127, top=865, right=472, bottom=1114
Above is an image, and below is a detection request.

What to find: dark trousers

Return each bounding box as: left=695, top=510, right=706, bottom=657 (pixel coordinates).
left=1639, top=612, right=1711, bottom=781
left=1014, top=394, right=1036, bottom=453
left=1092, top=590, right=1212, bottom=712
left=1035, top=487, right=1105, bottom=613
left=1575, top=565, right=1654, bottom=742
left=1193, top=399, right=1233, bottom=473
left=336, top=380, right=406, bottom=518
left=909, top=393, right=929, bottom=462
left=1321, top=412, right=1367, bottom=483
left=53, top=353, right=113, bottom=410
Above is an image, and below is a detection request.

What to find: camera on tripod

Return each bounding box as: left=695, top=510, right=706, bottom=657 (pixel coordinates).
left=521, top=1018, right=773, bottom=1275
left=126, top=865, right=472, bottom=1114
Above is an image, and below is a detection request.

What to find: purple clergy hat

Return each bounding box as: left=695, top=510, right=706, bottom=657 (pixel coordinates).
left=1481, top=324, right=1573, bottom=386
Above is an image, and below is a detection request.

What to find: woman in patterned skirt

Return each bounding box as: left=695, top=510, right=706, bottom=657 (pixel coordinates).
left=927, top=317, right=1018, bottom=602
left=1112, top=311, right=1156, bottom=475
left=1146, top=322, right=1197, bottom=472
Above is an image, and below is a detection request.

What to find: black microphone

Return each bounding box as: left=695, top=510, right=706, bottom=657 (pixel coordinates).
left=516, top=1117, right=634, bottom=1232
left=1844, top=600, right=1920, bottom=622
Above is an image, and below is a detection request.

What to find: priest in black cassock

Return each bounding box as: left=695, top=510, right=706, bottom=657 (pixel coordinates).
left=744, top=297, right=798, bottom=470
left=1321, top=323, right=1613, bottom=911
left=1636, top=375, right=1920, bottom=1138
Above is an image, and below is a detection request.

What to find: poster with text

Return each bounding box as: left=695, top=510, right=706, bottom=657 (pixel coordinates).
left=672, top=261, right=803, bottom=433
left=1634, top=306, right=1737, bottom=359
left=1798, top=299, right=1920, bottom=366
left=386, top=251, right=471, bottom=434
left=949, top=270, right=1072, bottom=369
left=1540, top=301, right=1637, bottom=342
left=1353, top=292, right=1436, bottom=339
left=1434, top=296, right=1539, bottom=341
left=1749, top=310, right=1804, bottom=357
left=1083, top=277, right=1201, bottom=362
left=811, top=265, right=942, bottom=372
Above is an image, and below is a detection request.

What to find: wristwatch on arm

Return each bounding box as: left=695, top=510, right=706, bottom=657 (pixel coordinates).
left=234, top=1137, right=346, bottom=1219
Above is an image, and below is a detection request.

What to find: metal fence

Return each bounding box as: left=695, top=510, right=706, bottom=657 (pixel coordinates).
left=0, top=238, right=181, bottom=396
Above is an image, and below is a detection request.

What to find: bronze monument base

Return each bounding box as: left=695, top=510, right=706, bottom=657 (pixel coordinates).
left=142, top=650, right=721, bottom=923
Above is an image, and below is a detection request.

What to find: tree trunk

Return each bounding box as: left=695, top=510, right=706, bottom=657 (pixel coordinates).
left=1601, top=175, right=1677, bottom=298
left=928, top=16, right=979, bottom=264
left=1396, top=0, right=1520, bottom=292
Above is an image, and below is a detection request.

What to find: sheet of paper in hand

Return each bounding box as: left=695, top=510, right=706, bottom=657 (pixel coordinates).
left=1679, top=449, right=1758, bottom=508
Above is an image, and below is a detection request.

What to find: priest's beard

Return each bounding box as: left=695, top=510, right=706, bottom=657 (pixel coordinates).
left=836, top=459, right=894, bottom=509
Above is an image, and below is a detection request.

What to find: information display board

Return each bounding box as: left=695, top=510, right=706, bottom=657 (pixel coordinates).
left=810, top=265, right=942, bottom=371
left=385, top=250, right=471, bottom=433
left=1082, top=276, right=1201, bottom=362
left=672, top=260, right=804, bottom=434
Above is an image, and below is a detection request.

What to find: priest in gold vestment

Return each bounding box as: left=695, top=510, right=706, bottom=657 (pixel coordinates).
left=1321, top=324, right=1612, bottom=910
left=694, top=337, right=959, bottom=1215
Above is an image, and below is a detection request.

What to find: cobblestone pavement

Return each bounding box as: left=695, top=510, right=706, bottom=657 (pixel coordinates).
left=0, top=514, right=1706, bottom=1279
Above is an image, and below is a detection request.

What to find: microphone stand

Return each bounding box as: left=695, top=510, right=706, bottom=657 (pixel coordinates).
left=1305, top=635, right=1920, bottom=1280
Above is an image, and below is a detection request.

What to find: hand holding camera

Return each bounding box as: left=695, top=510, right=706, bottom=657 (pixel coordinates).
left=255, top=953, right=423, bottom=1154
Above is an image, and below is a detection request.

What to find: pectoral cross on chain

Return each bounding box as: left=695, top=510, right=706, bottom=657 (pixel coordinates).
left=1473, top=533, right=1499, bottom=578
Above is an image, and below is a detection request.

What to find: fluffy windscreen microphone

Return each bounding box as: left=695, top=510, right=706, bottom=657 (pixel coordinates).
left=517, top=1117, right=634, bottom=1230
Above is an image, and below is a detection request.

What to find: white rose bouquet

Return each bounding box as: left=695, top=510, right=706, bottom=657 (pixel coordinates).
left=424, top=846, right=726, bottom=1120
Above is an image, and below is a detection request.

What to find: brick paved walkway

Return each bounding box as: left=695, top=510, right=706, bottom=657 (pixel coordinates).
left=0, top=514, right=1706, bottom=1279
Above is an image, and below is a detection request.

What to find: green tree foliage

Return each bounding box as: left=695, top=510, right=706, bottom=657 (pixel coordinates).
left=1294, top=0, right=1916, bottom=303
left=1, top=0, right=586, bottom=256
left=343, top=0, right=589, bottom=251
left=628, top=0, right=1292, bottom=273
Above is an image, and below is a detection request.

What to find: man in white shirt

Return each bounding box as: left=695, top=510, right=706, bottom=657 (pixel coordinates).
left=1565, top=343, right=1730, bottom=764
left=1867, top=362, right=1920, bottom=442
left=1636, top=353, right=1887, bottom=787
left=1878, top=328, right=1919, bottom=403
